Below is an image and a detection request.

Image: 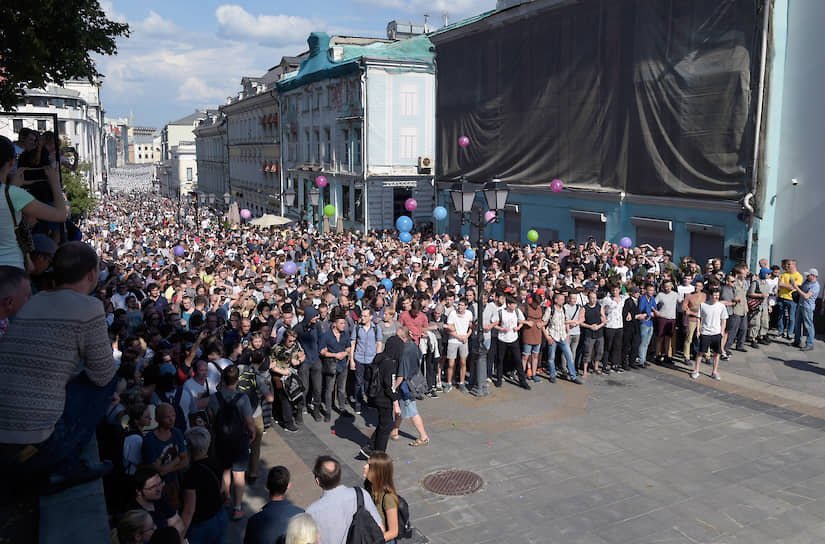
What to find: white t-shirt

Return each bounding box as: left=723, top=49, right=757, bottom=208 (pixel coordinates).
left=206, top=358, right=233, bottom=391
left=493, top=307, right=524, bottom=343
left=655, top=290, right=680, bottom=320
left=447, top=310, right=473, bottom=344
left=699, top=301, right=727, bottom=336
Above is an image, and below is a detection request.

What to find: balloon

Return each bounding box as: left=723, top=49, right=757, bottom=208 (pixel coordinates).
left=426, top=244, right=437, bottom=255
left=484, top=210, right=497, bottom=223
left=380, top=278, right=393, bottom=291
left=620, top=236, right=633, bottom=249
left=404, top=198, right=418, bottom=212
left=173, top=245, right=185, bottom=257
left=281, top=260, right=298, bottom=275
left=240, top=208, right=251, bottom=220
left=550, top=179, right=564, bottom=193
left=527, top=229, right=539, bottom=243
left=399, top=231, right=413, bottom=243
left=458, top=135, right=470, bottom=148
left=464, top=248, right=476, bottom=260
left=433, top=206, right=448, bottom=221
left=395, top=216, right=413, bottom=232
left=323, top=204, right=336, bottom=217
left=315, top=175, right=328, bottom=188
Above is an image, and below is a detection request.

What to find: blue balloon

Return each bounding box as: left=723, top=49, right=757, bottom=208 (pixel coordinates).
left=433, top=206, right=448, bottom=221
left=464, top=248, right=476, bottom=260
left=399, top=231, right=413, bottom=243
left=381, top=278, right=393, bottom=291
left=395, top=215, right=413, bottom=233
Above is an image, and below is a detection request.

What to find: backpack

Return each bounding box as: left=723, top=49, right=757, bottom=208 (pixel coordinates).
left=382, top=492, right=413, bottom=540
left=213, top=392, right=248, bottom=466
left=365, top=363, right=385, bottom=400
left=236, top=365, right=261, bottom=411
left=346, top=487, right=384, bottom=544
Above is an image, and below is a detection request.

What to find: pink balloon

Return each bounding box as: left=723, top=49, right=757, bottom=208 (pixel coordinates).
left=240, top=208, right=252, bottom=220
left=404, top=198, right=418, bottom=212
left=458, top=135, right=470, bottom=148
left=484, top=210, right=497, bottom=223
left=550, top=179, right=564, bottom=193
left=315, top=175, right=328, bottom=188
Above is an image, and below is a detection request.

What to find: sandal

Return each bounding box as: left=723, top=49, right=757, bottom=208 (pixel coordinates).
left=390, top=433, right=400, bottom=441
left=231, top=507, right=245, bottom=521
left=409, top=437, right=430, bottom=447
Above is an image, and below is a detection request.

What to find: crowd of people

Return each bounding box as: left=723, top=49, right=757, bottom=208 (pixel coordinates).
left=0, top=129, right=822, bottom=542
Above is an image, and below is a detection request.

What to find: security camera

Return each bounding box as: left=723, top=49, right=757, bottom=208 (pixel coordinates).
left=792, top=178, right=799, bottom=186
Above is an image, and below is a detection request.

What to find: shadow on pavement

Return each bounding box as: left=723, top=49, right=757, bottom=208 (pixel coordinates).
left=783, top=359, right=825, bottom=376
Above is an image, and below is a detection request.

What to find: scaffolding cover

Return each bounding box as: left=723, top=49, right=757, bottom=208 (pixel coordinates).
left=434, top=0, right=762, bottom=199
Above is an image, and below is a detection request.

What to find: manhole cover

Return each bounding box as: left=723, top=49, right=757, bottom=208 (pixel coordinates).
left=421, top=470, right=483, bottom=496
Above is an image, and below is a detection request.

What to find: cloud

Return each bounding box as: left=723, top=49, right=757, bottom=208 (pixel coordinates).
left=135, top=10, right=179, bottom=37
left=215, top=5, right=323, bottom=48
left=177, top=76, right=224, bottom=103
left=354, top=0, right=497, bottom=19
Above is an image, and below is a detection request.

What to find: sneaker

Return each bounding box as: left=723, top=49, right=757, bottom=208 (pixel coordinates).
left=435, top=384, right=444, bottom=392
left=720, top=353, right=730, bottom=361
left=603, top=367, right=612, bottom=375
left=521, top=381, right=532, bottom=390
left=572, top=378, right=583, bottom=385
left=312, top=411, right=323, bottom=422
left=800, top=346, right=814, bottom=352
left=428, top=389, right=439, bottom=399
left=690, top=371, right=700, bottom=380
left=358, top=445, right=373, bottom=459
left=549, top=376, right=557, bottom=383
left=616, top=367, right=625, bottom=374
left=532, top=375, right=542, bottom=383
left=458, top=383, right=468, bottom=393
left=712, top=372, right=721, bottom=380
left=443, top=384, right=453, bottom=393
left=284, top=423, right=299, bottom=433
left=354, top=405, right=362, bottom=415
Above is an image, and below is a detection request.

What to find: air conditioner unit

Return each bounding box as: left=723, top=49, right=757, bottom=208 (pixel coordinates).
left=417, top=155, right=433, bottom=174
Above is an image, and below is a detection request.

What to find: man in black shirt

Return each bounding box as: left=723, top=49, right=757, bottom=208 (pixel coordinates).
left=244, top=466, right=304, bottom=544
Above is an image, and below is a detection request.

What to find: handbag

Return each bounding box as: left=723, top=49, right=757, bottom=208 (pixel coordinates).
left=4, top=183, right=34, bottom=268
left=282, top=372, right=305, bottom=403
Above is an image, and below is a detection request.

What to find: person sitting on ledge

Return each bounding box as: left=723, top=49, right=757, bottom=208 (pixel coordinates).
left=0, top=241, right=117, bottom=495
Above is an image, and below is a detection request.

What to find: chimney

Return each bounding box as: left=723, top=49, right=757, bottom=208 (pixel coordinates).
left=423, top=14, right=430, bottom=33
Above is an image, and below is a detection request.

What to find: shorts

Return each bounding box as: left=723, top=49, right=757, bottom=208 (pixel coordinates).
left=699, top=334, right=723, bottom=355
left=656, top=318, right=676, bottom=337
left=446, top=341, right=469, bottom=359
left=399, top=398, right=418, bottom=419
left=218, top=443, right=250, bottom=472
left=521, top=343, right=541, bottom=355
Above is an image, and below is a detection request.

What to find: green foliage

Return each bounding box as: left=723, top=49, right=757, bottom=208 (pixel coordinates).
left=0, top=0, right=130, bottom=110
left=61, top=162, right=95, bottom=217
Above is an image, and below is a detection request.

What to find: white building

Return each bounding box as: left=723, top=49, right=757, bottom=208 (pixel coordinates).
left=159, top=111, right=203, bottom=198
left=193, top=111, right=228, bottom=201
left=1, top=80, right=106, bottom=191
left=278, top=32, right=436, bottom=231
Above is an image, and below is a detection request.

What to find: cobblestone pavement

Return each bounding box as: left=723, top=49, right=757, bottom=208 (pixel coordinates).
left=235, top=336, right=825, bottom=544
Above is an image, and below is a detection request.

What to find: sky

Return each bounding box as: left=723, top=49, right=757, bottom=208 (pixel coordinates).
left=97, top=0, right=497, bottom=129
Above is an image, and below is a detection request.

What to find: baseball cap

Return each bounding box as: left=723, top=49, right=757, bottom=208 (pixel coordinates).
left=805, top=268, right=818, bottom=277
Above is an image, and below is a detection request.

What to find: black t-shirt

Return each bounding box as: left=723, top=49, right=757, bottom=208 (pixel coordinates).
left=128, top=498, right=176, bottom=530
left=181, top=459, right=223, bottom=523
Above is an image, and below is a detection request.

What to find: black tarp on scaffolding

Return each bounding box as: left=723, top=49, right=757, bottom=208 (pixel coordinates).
left=433, top=0, right=763, bottom=199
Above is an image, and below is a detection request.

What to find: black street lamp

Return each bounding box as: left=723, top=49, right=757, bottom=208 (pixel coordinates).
left=282, top=188, right=297, bottom=208
left=449, top=177, right=510, bottom=394
left=308, top=186, right=320, bottom=229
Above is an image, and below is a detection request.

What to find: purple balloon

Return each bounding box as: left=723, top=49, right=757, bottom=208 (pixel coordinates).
left=240, top=208, right=252, bottom=220
left=173, top=245, right=185, bottom=257
left=458, top=135, right=470, bottom=148
left=620, top=236, right=633, bottom=249
left=315, top=175, right=328, bottom=188
left=282, top=260, right=298, bottom=275
left=404, top=198, right=418, bottom=212
left=550, top=179, right=564, bottom=193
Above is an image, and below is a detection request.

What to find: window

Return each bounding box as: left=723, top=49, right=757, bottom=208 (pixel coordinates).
left=58, top=121, right=66, bottom=135
left=354, top=186, right=363, bottom=224
left=353, top=128, right=361, bottom=166
left=342, top=183, right=351, bottom=219
left=304, top=130, right=310, bottom=162
left=37, top=119, right=47, bottom=131
left=400, top=89, right=417, bottom=116
left=399, top=128, right=416, bottom=159
left=342, top=128, right=350, bottom=169
left=313, top=129, right=320, bottom=163
left=314, top=90, right=321, bottom=110
left=12, top=119, right=23, bottom=133
left=186, top=167, right=193, bottom=182
left=323, top=127, right=331, bottom=164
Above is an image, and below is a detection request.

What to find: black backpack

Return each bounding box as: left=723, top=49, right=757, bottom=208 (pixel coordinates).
left=382, top=492, right=413, bottom=540
left=365, top=362, right=385, bottom=400
left=346, top=487, right=384, bottom=544
left=213, top=392, right=248, bottom=466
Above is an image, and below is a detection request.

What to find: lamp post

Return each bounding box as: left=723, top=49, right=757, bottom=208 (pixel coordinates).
left=189, top=191, right=200, bottom=234
left=282, top=188, right=296, bottom=208
left=449, top=178, right=510, bottom=394
left=308, top=186, right=320, bottom=230
left=222, top=192, right=231, bottom=212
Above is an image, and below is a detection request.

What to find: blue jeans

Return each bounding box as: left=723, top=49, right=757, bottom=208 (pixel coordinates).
left=639, top=325, right=654, bottom=363
left=794, top=304, right=815, bottom=347
left=778, top=298, right=797, bottom=336
left=0, top=373, right=117, bottom=482
left=186, top=508, right=228, bottom=544
left=548, top=339, right=577, bottom=380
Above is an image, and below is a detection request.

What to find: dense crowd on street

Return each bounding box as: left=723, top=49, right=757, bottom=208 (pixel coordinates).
left=0, top=131, right=822, bottom=543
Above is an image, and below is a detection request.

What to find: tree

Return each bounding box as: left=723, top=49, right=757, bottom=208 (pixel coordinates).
left=0, top=1, right=129, bottom=110
left=62, top=162, right=96, bottom=217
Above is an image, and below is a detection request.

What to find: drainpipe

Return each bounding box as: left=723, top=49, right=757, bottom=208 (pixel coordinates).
left=361, top=62, right=369, bottom=231
left=746, top=0, right=772, bottom=267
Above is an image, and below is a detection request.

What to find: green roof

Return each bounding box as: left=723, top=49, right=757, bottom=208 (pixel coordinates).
left=277, top=32, right=434, bottom=92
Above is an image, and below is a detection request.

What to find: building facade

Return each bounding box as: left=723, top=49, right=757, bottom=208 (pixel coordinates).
left=193, top=111, right=228, bottom=201
left=158, top=111, right=203, bottom=198
left=278, top=32, right=436, bottom=231
left=127, top=126, right=156, bottom=164
left=1, top=80, right=106, bottom=191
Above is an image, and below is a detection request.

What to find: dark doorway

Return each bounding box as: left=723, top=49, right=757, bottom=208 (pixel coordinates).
left=393, top=188, right=413, bottom=223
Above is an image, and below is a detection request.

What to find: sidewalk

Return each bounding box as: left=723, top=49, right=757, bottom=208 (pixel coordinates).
left=230, top=337, right=825, bottom=543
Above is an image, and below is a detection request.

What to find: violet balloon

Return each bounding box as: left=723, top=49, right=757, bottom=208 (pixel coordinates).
left=404, top=198, right=418, bottom=212
left=282, top=260, right=298, bottom=275
left=173, top=245, right=185, bottom=257
left=550, top=179, right=564, bottom=193
left=620, top=236, right=633, bottom=249
left=240, top=208, right=251, bottom=220
left=458, top=135, right=470, bottom=148
left=315, top=175, right=328, bottom=188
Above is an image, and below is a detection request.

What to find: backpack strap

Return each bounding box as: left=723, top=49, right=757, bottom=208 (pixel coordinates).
left=355, top=486, right=365, bottom=510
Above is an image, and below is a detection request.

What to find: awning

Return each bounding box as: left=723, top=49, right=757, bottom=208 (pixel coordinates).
left=631, top=216, right=672, bottom=231
left=571, top=210, right=606, bottom=223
